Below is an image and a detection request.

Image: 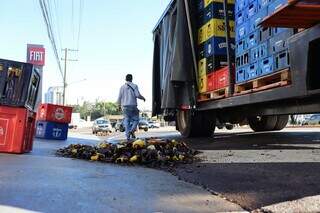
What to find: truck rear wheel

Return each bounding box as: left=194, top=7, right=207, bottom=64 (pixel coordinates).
left=274, top=115, right=289, bottom=130
left=177, top=110, right=215, bottom=138
left=248, top=115, right=278, bottom=132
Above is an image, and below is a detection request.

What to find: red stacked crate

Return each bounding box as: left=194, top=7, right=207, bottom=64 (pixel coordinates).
left=35, top=104, right=73, bottom=140
left=0, top=59, right=39, bottom=154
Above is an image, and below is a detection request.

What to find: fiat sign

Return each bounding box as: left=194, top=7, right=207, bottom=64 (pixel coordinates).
left=27, top=45, right=45, bottom=66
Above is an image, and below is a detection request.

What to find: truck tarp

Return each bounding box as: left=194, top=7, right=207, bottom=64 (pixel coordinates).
left=152, top=0, right=196, bottom=116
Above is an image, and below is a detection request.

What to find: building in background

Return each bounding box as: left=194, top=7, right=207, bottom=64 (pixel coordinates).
left=45, top=87, right=63, bottom=105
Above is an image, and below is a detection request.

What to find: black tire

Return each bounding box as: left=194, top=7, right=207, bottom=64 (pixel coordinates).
left=144, top=128, right=148, bottom=132
left=176, top=110, right=215, bottom=138
left=248, top=115, right=278, bottom=132
left=274, top=115, right=289, bottom=131
left=226, top=124, right=234, bottom=130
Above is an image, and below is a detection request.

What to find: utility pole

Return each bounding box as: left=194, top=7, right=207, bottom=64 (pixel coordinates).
left=61, top=48, right=78, bottom=105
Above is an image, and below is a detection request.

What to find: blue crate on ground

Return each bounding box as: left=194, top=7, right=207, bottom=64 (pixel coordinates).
left=236, top=66, right=248, bottom=83
left=274, top=50, right=290, bottom=71
left=236, top=39, right=248, bottom=56
left=237, top=22, right=249, bottom=41
left=249, top=7, right=267, bottom=33
left=259, top=27, right=273, bottom=42
left=205, top=37, right=235, bottom=57
left=259, top=56, right=274, bottom=76
left=236, top=51, right=250, bottom=68
left=236, top=10, right=246, bottom=26
left=36, top=121, right=69, bottom=140
left=268, top=0, right=288, bottom=15
left=205, top=2, right=235, bottom=22
left=269, top=29, right=294, bottom=54
left=258, top=0, right=270, bottom=9
left=247, top=30, right=259, bottom=49
left=236, top=0, right=248, bottom=14
left=246, top=62, right=260, bottom=80
left=247, top=0, right=258, bottom=18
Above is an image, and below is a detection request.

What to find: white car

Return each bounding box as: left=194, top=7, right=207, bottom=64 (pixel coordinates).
left=92, top=119, right=113, bottom=134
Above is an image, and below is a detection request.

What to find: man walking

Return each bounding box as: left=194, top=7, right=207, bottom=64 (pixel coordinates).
left=117, top=74, right=146, bottom=140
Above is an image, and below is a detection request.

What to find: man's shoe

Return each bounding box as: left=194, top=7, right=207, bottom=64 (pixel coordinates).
left=130, top=131, right=136, bottom=139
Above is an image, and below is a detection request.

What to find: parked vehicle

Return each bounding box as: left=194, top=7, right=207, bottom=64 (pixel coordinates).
left=148, top=121, right=160, bottom=128
left=303, top=114, right=320, bottom=126
left=152, top=0, right=320, bottom=138
left=138, top=121, right=149, bottom=132
left=92, top=119, right=112, bottom=134
left=115, top=121, right=125, bottom=132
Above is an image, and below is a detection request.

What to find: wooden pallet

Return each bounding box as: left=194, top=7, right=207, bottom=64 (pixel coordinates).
left=234, top=69, right=291, bottom=95
left=198, top=87, right=229, bottom=102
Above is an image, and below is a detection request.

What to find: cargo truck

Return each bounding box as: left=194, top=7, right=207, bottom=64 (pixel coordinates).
left=152, top=0, right=320, bottom=137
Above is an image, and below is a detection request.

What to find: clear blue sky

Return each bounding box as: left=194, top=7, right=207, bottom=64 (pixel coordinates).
left=0, top=0, right=171, bottom=110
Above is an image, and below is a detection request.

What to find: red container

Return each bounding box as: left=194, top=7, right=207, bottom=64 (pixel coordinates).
left=37, top=103, right=73, bottom=124
left=0, top=106, right=36, bottom=154
left=214, top=66, right=232, bottom=90
left=207, top=73, right=215, bottom=91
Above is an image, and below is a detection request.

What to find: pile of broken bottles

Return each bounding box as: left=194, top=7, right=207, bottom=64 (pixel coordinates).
left=56, top=138, right=200, bottom=167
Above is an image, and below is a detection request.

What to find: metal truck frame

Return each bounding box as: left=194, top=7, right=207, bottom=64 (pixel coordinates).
left=152, top=0, right=320, bottom=137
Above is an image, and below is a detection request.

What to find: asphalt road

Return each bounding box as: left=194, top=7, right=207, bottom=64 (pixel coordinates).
left=0, top=129, right=244, bottom=213
left=95, top=127, right=320, bottom=212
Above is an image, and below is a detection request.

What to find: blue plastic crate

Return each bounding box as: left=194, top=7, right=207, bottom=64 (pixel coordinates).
left=236, top=51, right=250, bottom=68
left=259, top=41, right=269, bottom=59
left=273, top=27, right=288, bottom=35
left=198, top=0, right=205, bottom=11
left=269, top=29, right=294, bottom=54
left=236, top=0, right=248, bottom=14
left=205, top=36, right=235, bottom=57
left=274, top=50, right=290, bottom=71
left=259, top=27, right=273, bottom=42
left=237, top=22, right=249, bottom=41
left=246, top=62, right=260, bottom=80
left=35, top=121, right=69, bottom=140
left=247, top=30, right=259, bottom=49
left=236, top=39, right=248, bottom=56
left=205, top=2, right=235, bottom=22
left=250, top=46, right=260, bottom=63
left=258, top=0, right=270, bottom=9
left=198, top=43, right=205, bottom=59
left=249, top=7, right=267, bottom=33
left=259, top=56, right=274, bottom=76
left=268, top=0, right=288, bottom=15
left=236, top=66, right=248, bottom=83
left=247, top=0, right=258, bottom=18
left=236, top=11, right=246, bottom=26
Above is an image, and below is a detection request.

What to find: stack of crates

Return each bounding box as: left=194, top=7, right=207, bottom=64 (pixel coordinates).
left=36, top=103, right=73, bottom=141
left=197, top=0, right=235, bottom=93
left=235, top=0, right=294, bottom=83
left=0, top=59, right=40, bottom=154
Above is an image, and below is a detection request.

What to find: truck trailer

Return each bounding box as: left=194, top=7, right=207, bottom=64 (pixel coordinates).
left=152, top=0, right=320, bottom=137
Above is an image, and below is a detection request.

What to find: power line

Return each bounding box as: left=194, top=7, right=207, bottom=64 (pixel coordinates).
left=77, top=0, right=84, bottom=50
left=39, top=0, right=64, bottom=79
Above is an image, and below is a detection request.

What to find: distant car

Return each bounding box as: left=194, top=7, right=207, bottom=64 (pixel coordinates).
left=303, top=114, right=320, bottom=125
left=138, top=121, right=149, bottom=132
left=92, top=119, right=113, bottom=134
left=148, top=121, right=160, bottom=128
left=115, top=121, right=125, bottom=132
